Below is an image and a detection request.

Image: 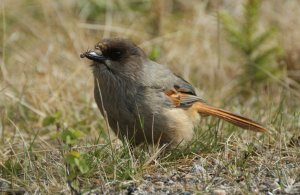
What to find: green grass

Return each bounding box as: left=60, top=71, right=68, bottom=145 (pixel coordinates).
left=1, top=0, right=300, bottom=194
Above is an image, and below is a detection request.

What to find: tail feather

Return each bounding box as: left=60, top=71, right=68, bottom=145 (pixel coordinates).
left=194, top=102, right=267, bottom=132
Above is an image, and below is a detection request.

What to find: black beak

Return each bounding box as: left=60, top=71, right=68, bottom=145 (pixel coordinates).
left=80, top=51, right=106, bottom=63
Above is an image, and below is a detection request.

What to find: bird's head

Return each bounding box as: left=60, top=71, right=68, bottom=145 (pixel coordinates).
left=81, top=38, right=146, bottom=73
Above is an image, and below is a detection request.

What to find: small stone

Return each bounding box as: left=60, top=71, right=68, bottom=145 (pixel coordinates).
left=213, top=189, right=226, bottom=195
left=0, top=181, right=9, bottom=189
left=143, top=174, right=152, bottom=181
left=180, top=191, right=191, bottom=195
left=127, top=185, right=136, bottom=195
left=154, top=181, right=164, bottom=187
left=167, top=179, right=174, bottom=185
left=184, top=174, right=193, bottom=179
left=191, top=163, right=206, bottom=174
left=162, top=188, right=170, bottom=193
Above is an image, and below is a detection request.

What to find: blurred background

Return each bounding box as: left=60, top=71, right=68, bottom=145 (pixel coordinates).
left=1, top=0, right=300, bottom=143
left=1, top=0, right=300, bottom=193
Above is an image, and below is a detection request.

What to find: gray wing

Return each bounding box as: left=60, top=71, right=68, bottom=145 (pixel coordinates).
left=141, top=60, right=204, bottom=107
left=141, top=60, right=195, bottom=92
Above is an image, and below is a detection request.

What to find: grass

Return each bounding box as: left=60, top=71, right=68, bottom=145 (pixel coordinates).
left=1, top=0, right=300, bottom=194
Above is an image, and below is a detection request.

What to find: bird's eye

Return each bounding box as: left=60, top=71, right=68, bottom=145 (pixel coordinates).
left=109, top=49, right=122, bottom=60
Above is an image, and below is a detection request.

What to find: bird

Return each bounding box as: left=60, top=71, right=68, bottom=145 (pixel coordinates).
left=80, top=38, right=267, bottom=147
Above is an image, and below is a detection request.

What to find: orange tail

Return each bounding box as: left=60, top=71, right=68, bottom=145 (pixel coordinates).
left=193, top=102, right=267, bottom=132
